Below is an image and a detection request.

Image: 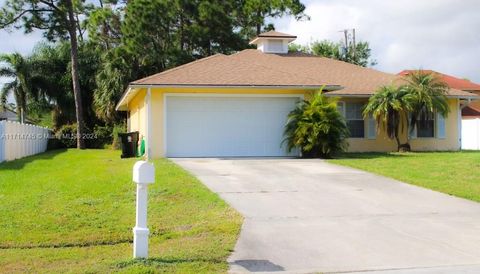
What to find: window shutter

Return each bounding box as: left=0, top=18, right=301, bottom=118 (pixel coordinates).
left=437, top=112, right=446, bottom=139
left=337, top=101, right=345, bottom=117
left=409, top=126, right=417, bottom=139
left=367, top=114, right=376, bottom=139
left=408, top=114, right=417, bottom=139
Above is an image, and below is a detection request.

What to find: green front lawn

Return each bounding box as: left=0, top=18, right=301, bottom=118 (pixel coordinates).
left=329, top=151, right=480, bottom=202
left=0, top=149, right=242, bottom=273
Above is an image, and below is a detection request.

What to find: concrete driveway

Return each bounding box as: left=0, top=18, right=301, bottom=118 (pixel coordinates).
left=172, top=158, right=480, bottom=273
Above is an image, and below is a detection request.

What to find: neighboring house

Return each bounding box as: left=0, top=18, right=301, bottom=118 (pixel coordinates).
left=0, top=108, right=21, bottom=122
left=0, top=108, right=33, bottom=124
left=398, top=70, right=480, bottom=119
left=116, top=31, right=478, bottom=158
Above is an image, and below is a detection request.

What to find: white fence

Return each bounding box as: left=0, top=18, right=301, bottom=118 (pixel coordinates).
left=0, top=121, right=50, bottom=163
left=462, top=119, right=480, bottom=150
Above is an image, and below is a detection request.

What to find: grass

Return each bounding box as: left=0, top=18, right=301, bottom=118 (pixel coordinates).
left=0, top=149, right=242, bottom=273
left=328, top=151, right=480, bottom=202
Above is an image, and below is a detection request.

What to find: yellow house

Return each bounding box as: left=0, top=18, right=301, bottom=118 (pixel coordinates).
left=115, top=31, right=478, bottom=158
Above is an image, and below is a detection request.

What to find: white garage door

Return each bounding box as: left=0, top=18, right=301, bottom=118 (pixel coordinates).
left=165, top=95, right=300, bottom=157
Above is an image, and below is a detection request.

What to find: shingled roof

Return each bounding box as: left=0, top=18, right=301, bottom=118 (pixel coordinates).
left=131, top=49, right=475, bottom=97
left=117, top=49, right=478, bottom=110
left=463, top=105, right=480, bottom=117
left=399, top=70, right=480, bottom=91
left=131, top=51, right=338, bottom=88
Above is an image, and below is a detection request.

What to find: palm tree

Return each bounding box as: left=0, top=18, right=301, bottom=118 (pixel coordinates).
left=283, top=90, right=349, bottom=158
left=0, top=53, right=34, bottom=123
left=30, top=43, right=76, bottom=130
left=363, top=85, right=413, bottom=151
left=94, top=59, right=126, bottom=124
left=402, top=70, right=450, bottom=132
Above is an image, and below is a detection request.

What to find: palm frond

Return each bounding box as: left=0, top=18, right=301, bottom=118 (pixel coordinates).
left=0, top=80, right=18, bottom=110
left=363, top=84, right=412, bottom=148
left=283, top=89, right=349, bottom=158
left=0, top=67, right=15, bottom=77
left=402, top=70, right=450, bottom=131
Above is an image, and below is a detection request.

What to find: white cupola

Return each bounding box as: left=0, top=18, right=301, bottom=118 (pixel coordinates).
left=249, top=31, right=297, bottom=54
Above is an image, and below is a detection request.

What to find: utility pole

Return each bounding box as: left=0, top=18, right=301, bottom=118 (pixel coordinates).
left=339, top=28, right=356, bottom=60
left=352, top=28, right=356, bottom=59
left=343, top=29, right=348, bottom=50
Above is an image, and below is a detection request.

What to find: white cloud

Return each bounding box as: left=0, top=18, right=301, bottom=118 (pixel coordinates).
left=0, top=0, right=479, bottom=85
left=274, top=0, right=480, bottom=82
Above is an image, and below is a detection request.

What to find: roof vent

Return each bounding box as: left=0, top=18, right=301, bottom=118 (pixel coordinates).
left=249, top=31, right=297, bottom=54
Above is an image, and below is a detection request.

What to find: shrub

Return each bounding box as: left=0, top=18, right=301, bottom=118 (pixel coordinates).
left=88, top=125, right=113, bottom=149
left=47, top=130, right=65, bottom=150
left=112, top=123, right=126, bottom=150
left=283, top=91, right=349, bottom=158
left=55, top=124, right=78, bottom=148
left=53, top=123, right=127, bottom=149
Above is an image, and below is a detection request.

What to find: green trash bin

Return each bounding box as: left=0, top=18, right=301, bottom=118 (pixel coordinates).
left=138, top=137, right=145, bottom=157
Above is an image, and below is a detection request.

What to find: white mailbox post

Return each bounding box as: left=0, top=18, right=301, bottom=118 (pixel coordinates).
left=132, top=161, right=155, bottom=258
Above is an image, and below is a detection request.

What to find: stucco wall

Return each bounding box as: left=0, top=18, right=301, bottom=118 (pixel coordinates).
left=126, top=87, right=461, bottom=158
left=343, top=98, right=460, bottom=152
left=409, top=98, right=460, bottom=151
left=127, top=89, right=146, bottom=140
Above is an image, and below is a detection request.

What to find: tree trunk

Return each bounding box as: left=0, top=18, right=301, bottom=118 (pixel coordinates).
left=13, top=91, right=21, bottom=122
left=256, top=10, right=262, bottom=35
left=395, top=133, right=401, bottom=152
left=66, top=0, right=86, bottom=149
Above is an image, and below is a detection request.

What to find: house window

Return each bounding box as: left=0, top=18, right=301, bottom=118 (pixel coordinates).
left=346, top=103, right=365, bottom=138
left=416, top=112, right=434, bottom=138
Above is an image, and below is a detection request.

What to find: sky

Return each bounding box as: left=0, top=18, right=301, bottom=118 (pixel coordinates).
left=275, top=0, right=480, bottom=82
left=1, top=0, right=479, bottom=95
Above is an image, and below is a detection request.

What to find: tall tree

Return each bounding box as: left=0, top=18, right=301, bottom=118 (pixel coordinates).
left=93, top=50, right=128, bottom=124
left=0, top=0, right=92, bottom=148
left=238, top=0, right=309, bottom=36
left=29, top=41, right=102, bottom=130
left=31, top=43, right=73, bottom=128
left=91, top=0, right=262, bottom=124
left=289, top=40, right=377, bottom=67
left=84, top=0, right=123, bottom=51
left=65, top=0, right=86, bottom=148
